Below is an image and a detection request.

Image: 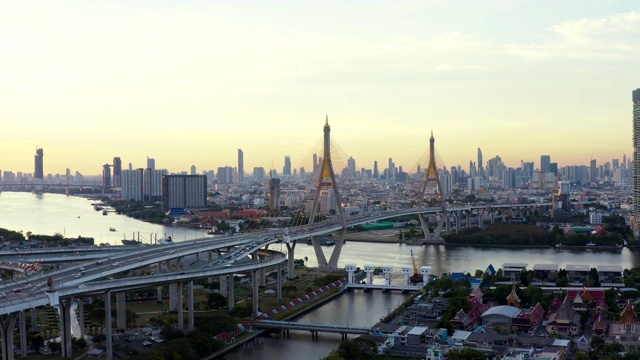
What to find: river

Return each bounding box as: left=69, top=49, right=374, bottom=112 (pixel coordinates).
left=2, top=191, right=639, bottom=359
left=220, top=291, right=411, bottom=360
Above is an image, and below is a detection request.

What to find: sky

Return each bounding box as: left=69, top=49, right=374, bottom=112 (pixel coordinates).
left=1, top=0, right=639, bottom=176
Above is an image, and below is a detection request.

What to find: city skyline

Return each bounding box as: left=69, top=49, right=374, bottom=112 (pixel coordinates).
left=1, top=1, right=638, bottom=174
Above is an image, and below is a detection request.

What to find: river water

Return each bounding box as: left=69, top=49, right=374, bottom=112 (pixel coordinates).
left=221, top=291, right=411, bottom=360
left=2, top=192, right=639, bottom=359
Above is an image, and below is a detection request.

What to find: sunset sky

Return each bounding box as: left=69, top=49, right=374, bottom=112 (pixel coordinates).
left=1, top=1, right=639, bottom=175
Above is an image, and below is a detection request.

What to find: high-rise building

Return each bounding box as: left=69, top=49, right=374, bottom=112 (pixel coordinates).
left=147, top=157, right=155, bottom=170
left=269, top=178, right=281, bottom=210
left=144, top=169, right=167, bottom=201
left=633, top=88, right=640, bottom=239
left=113, top=157, right=122, bottom=187
left=190, top=165, right=197, bottom=175
left=238, top=149, right=244, bottom=182
left=283, top=155, right=292, bottom=176
left=102, top=164, right=111, bottom=189
left=590, top=159, right=597, bottom=184
left=477, top=148, right=484, bottom=178
left=253, top=167, right=265, bottom=181
left=540, top=155, right=551, bottom=173
left=216, top=166, right=235, bottom=184
left=162, top=175, right=207, bottom=212
left=34, top=147, right=44, bottom=191
left=121, top=169, right=144, bottom=201
left=373, top=161, right=379, bottom=180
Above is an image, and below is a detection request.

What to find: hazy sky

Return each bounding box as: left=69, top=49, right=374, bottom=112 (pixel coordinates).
left=1, top=1, right=639, bottom=175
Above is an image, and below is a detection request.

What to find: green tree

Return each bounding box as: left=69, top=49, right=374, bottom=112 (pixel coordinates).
left=207, top=292, right=228, bottom=309
left=447, top=348, right=486, bottom=360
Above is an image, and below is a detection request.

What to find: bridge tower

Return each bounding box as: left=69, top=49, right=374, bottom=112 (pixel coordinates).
left=308, top=116, right=348, bottom=269
left=416, top=131, right=447, bottom=243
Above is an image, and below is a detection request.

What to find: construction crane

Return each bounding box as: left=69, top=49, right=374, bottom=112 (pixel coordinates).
left=410, top=250, right=422, bottom=284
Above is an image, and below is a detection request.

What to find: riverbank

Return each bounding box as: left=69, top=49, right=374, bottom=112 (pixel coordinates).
left=207, top=286, right=348, bottom=359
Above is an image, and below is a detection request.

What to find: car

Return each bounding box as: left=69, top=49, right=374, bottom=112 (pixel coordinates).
left=79, top=267, right=85, bottom=271
left=0, top=292, right=6, bottom=298
left=112, top=262, right=119, bottom=266
left=78, top=284, right=86, bottom=289
left=179, top=272, right=185, bottom=275
left=74, top=274, right=81, bottom=278
left=13, top=289, right=21, bottom=293
left=96, top=261, right=102, bottom=265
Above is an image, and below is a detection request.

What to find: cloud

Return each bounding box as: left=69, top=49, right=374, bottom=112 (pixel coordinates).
left=504, top=11, right=640, bottom=61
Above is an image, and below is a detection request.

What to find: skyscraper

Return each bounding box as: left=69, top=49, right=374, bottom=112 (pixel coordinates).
left=477, top=148, right=484, bottom=178
left=113, top=157, right=122, bottom=187
left=147, top=157, right=155, bottom=171
left=102, top=164, right=111, bottom=190
left=34, top=147, right=44, bottom=191
left=540, top=155, right=551, bottom=173
left=633, top=88, right=640, bottom=239
left=162, top=175, right=207, bottom=212
left=238, top=149, right=244, bottom=182
left=283, top=155, right=292, bottom=176
left=373, top=161, right=378, bottom=180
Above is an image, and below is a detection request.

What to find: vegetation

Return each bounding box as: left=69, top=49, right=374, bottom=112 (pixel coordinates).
left=323, top=338, right=378, bottom=360
left=444, top=224, right=551, bottom=246
left=108, top=199, right=171, bottom=224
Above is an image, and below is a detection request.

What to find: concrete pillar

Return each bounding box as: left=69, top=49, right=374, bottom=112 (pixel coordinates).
left=401, top=265, right=412, bottom=286
left=228, top=275, right=235, bottom=310
left=252, top=270, right=259, bottom=318
left=105, top=291, right=113, bottom=360
left=490, top=211, right=495, bottom=224
left=169, top=283, right=178, bottom=311
left=116, top=293, right=126, bottom=331
left=286, top=242, right=296, bottom=280
left=157, top=286, right=163, bottom=303
left=19, top=310, right=27, bottom=358
left=188, top=281, right=194, bottom=332
left=0, top=313, right=17, bottom=360
left=382, top=265, right=393, bottom=286
left=59, top=298, right=73, bottom=358
left=30, top=308, right=37, bottom=333
left=220, top=275, right=228, bottom=297
left=78, top=300, right=85, bottom=339
left=421, top=266, right=432, bottom=284
left=260, top=269, right=266, bottom=287
left=364, top=264, right=375, bottom=285
left=177, top=282, right=184, bottom=330
left=345, top=263, right=357, bottom=284
left=277, top=263, right=282, bottom=305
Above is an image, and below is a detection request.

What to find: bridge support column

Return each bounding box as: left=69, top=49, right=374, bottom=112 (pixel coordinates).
left=220, top=275, right=228, bottom=297
left=157, top=286, right=163, bottom=303
left=116, top=293, right=127, bottom=331
left=0, top=313, right=17, bottom=360
left=502, top=212, right=506, bottom=223
left=252, top=270, right=259, bottom=318
left=401, top=265, right=412, bottom=286
left=286, top=242, right=296, bottom=280
left=277, top=263, right=282, bottom=305
left=345, top=264, right=356, bottom=284
left=105, top=291, right=113, bottom=360
left=228, top=275, right=235, bottom=310
left=59, top=297, right=73, bottom=358
left=78, top=300, right=85, bottom=339
left=177, top=282, right=184, bottom=330
left=30, top=308, right=37, bottom=333
left=169, top=283, right=178, bottom=311
left=19, top=310, right=27, bottom=358
left=188, top=281, right=194, bottom=332
left=490, top=211, right=495, bottom=224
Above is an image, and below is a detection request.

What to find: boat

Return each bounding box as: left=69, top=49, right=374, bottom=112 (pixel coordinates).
left=121, top=239, right=142, bottom=246
left=109, top=227, right=116, bottom=232
left=307, top=237, right=336, bottom=246
left=158, top=236, right=173, bottom=245
left=102, top=210, right=108, bottom=216
left=586, top=242, right=596, bottom=247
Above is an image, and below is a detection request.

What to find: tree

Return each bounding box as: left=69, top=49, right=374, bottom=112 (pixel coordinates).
left=447, top=348, right=486, bottom=360
left=207, top=292, right=228, bottom=309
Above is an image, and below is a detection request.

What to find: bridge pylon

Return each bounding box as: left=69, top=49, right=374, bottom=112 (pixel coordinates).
left=308, top=116, right=347, bottom=269
left=416, top=131, right=446, bottom=244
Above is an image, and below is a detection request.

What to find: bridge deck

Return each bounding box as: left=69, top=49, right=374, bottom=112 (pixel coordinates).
left=254, top=320, right=370, bottom=334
